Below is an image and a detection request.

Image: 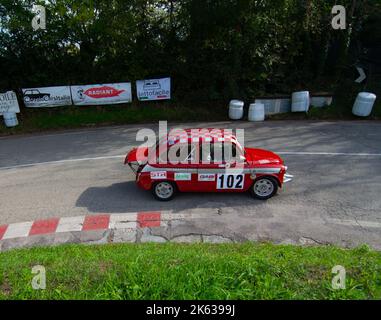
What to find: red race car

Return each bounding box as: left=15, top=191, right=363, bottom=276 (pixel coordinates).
left=125, top=128, right=293, bottom=201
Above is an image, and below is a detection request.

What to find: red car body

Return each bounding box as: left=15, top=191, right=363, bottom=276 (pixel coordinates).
left=125, top=129, right=292, bottom=201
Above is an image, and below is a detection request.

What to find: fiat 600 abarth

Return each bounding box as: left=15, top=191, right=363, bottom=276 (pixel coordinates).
left=125, top=129, right=292, bottom=201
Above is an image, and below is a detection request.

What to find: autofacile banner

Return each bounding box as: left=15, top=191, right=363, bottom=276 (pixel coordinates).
left=22, top=86, right=72, bottom=108
left=136, top=77, right=171, bottom=101
left=71, top=83, right=132, bottom=105
left=0, top=91, right=20, bottom=114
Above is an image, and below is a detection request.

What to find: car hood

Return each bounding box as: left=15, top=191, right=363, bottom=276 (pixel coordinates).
left=244, top=147, right=283, bottom=166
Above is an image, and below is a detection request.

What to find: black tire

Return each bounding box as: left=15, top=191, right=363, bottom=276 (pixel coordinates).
left=250, top=176, right=278, bottom=200
left=152, top=181, right=176, bottom=201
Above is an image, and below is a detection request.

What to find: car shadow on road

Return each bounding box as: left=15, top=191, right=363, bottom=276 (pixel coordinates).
left=75, top=181, right=264, bottom=214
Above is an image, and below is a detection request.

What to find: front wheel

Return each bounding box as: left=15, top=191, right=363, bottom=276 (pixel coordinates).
left=250, top=176, right=278, bottom=200
left=152, top=181, right=176, bottom=201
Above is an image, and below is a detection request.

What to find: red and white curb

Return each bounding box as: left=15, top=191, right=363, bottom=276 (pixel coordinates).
left=0, top=212, right=165, bottom=241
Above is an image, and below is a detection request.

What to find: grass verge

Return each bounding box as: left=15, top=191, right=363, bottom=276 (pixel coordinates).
left=0, top=101, right=228, bottom=136
left=0, top=243, right=380, bottom=300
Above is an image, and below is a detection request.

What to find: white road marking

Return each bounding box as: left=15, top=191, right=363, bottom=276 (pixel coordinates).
left=0, top=155, right=125, bottom=170
left=56, top=216, right=85, bottom=233
left=109, top=213, right=137, bottom=229
left=1, top=150, right=381, bottom=171
left=2, top=221, right=33, bottom=239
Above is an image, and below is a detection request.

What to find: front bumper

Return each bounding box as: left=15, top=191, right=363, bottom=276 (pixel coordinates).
left=284, top=173, right=294, bottom=183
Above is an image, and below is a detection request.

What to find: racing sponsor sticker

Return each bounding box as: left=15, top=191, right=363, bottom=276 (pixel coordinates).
left=150, top=171, right=167, bottom=179
left=198, top=174, right=215, bottom=182
left=174, top=172, right=192, bottom=181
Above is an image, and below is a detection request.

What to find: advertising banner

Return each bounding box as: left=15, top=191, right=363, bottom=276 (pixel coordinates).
left=136, top=77, right=171, bottom=101
left=22, top=86, right=72, bottom=108
left=0, top=91, right=20, bottom=115
left=71, top=83, right=132, bottom=105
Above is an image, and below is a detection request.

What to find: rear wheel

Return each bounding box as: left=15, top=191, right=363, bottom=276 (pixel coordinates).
left=250, top=176, right=278, bottom=200
left=152, top=181, right=176, bottom=201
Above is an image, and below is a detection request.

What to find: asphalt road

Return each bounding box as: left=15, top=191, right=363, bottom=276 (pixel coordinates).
left=1, top=121, right=381, bottom=248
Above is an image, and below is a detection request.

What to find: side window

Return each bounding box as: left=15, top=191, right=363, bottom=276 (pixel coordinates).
left=200, top=143, right=212, bottom=163
left=164, top=144, right=197, bottom=164
left=179, top=145, right=196, bottom=162
left=224, top=143, right=237, bottom=162
left=207, top=143, right=238, bottom=164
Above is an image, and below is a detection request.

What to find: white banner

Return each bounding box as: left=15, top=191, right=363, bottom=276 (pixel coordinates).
left=0, top=91, right=20, bottom=115
left=22, top=86, right=72, bottom=108
left=71, top=83, right=132, bottom=105
left=136, top=78, right=171, bottom=101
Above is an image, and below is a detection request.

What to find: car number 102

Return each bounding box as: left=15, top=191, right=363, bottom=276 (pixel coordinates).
left=217, top=174, right=244, bottom=189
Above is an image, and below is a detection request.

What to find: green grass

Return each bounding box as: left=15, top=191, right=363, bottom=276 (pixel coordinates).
left=0, top=243, right=380, bottom=300
left=0, top=101, right=227, bottom=136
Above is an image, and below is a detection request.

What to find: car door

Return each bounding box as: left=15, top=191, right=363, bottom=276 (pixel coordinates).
left=197, top=141, right=247, bottom=192
left=160, top=143, right=199, bottom=192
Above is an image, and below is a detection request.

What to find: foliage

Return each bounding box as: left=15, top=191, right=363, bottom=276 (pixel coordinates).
left=0, top=0, right=379, bottom=102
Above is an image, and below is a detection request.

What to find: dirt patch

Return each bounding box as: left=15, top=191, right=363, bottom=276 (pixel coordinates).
left=1, top=278, right=12, bottom=296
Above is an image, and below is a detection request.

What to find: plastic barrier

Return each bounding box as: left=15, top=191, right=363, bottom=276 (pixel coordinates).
left=352, top=92, right=377, bottom=117
left=248, top=103, right=265, bottom=121
left=3, top=112, right=19, bottom=127
left=291, top=91, right=310, bottom=112
left=229, top=100, right=244, bottom=120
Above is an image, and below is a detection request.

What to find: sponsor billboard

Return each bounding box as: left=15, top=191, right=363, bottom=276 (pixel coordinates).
left=22, top=86, right=72, bottom=108
left=136, top=77, right=171, bottom=101
left=71, top=83, right=132, bottom=105
left=0, top=91, right=20, bottom=115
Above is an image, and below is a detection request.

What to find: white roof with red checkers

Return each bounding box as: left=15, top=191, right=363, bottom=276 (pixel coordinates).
left=167, top=129, right=236, bottom=144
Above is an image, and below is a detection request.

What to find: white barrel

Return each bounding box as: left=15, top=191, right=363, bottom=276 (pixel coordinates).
left=352, top=92, right=377, bottom=117
left=228, top=100, right=244, bottom=120
left=248, top=103, right=265, bottom=122
left=291, top=91, right=310, bottom=112
left=3, top=112, right=19, bottom=127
